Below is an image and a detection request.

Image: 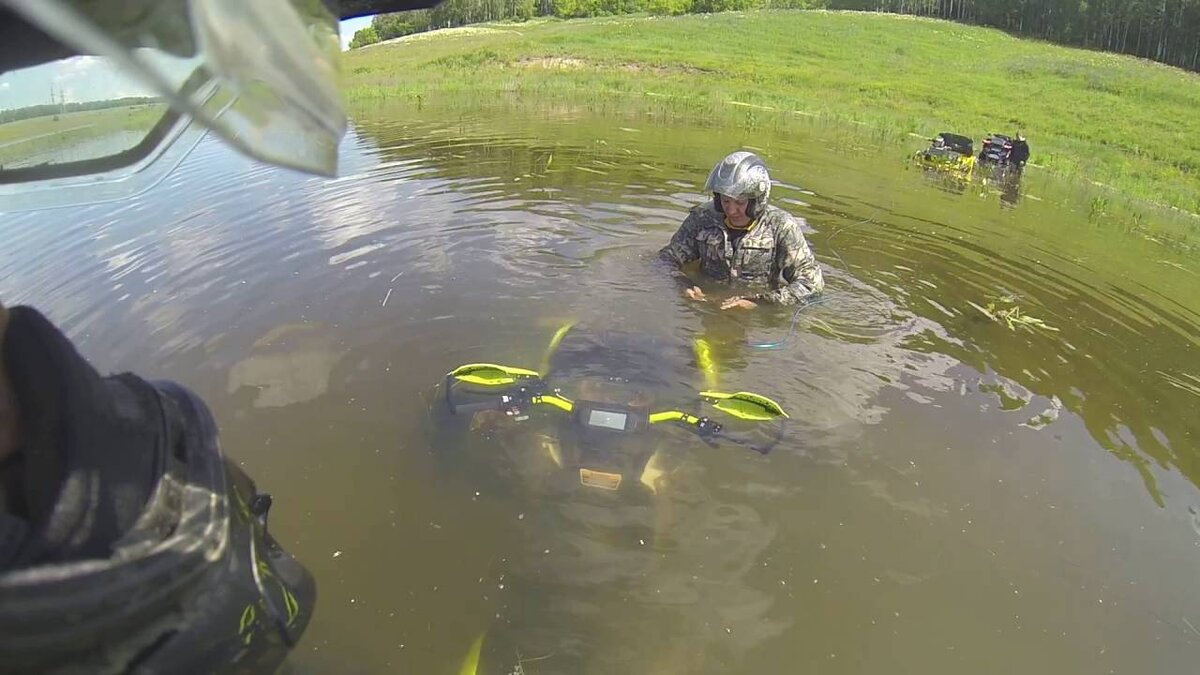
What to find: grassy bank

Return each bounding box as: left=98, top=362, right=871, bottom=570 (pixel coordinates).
left=0, top=104, right=166, bottom=165
left=343, top=11, right=1200, bottom=215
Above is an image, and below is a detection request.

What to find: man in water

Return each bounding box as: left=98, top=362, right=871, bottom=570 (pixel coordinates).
left=659, top=151, right=824, bottom=310
left=1010, top=134, right=1031, bottom=168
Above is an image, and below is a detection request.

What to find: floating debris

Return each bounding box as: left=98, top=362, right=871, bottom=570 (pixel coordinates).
left=1159, top=371, right=1200, bottom=399
left=1157, top=260, right=1193, bottom=274
left=728, top=101, right=776, bottom=111
left=968, top=300, right=1058, bottom=332
left=576, top=166, right=607, bottom=176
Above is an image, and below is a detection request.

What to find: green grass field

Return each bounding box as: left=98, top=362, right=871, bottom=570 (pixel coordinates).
left=0, top=104, right=166, bottom=166
left=343, top=11, right=1200, bottom=215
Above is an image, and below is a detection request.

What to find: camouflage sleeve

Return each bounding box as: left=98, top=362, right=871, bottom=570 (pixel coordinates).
left=757, top=215, right=824, bottom=306
left=658, top=211, right=703, bottom=268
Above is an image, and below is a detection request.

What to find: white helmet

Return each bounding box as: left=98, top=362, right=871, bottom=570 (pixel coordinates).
left=704, top=151, right=771, bottom=219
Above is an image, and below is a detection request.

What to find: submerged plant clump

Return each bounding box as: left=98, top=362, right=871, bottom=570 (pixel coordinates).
left=967, top=298, right=1059, bottom=333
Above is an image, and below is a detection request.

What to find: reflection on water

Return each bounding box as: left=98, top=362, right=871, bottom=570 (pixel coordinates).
left=2, top=99, right=1199, bottom=673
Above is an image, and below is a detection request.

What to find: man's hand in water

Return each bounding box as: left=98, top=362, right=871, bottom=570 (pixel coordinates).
left=721, top=296, right=758, bottom=311
left=685, top=286, right=707, bottom=302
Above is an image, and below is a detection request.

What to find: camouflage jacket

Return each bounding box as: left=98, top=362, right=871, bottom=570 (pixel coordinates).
left=658, top=202, right=824, bottom=305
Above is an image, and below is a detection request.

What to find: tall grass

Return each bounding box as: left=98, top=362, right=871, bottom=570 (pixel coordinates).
left=343, top=11, right=1200, bottom=214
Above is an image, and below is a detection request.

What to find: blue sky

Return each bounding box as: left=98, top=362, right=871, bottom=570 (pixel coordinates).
left=340, top=16, right=376, bottom=50
left=0, top=17, right=378, bottom=111
left=0, top=56, right=170, bottom=111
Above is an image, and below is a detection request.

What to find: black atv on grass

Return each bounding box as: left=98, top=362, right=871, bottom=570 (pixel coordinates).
left=979, top=133, right=1029, bottom=169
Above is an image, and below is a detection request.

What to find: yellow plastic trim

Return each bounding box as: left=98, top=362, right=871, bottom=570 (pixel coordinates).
left=648, top=410, right=701, bottom=425
left=700, top=391, right=789, bottom=420
left=693, top=338, right=719, bottom=390
left=540, top=434, right=563, bottom=467
left=533, top=393, right=574, bottom=413
left=282, top=586, right=300, bottom=624
left=458, top=633, right=485, bottom=675
left=915, top=152, right=975, bottom=177
left=449, top=363, right=540, bottom=386
left=640, top=450, right=667, bottom=493
left=239, top=604, right=256, bottom=645
left=540, top=321, right=577, bottom=376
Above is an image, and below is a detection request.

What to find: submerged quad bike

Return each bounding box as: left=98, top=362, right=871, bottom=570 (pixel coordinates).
left=978, top=133, right=1015, bottom=166
left=435, top=326, right=790, bottom=495
left=438, top=327, right=792, bottom=674
left=977, top=133, right=1030, bottom=189
left=914, top=132, right=976, bottom=178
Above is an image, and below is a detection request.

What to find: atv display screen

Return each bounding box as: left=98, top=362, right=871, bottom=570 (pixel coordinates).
left=587, top=409, right=629, bottom=431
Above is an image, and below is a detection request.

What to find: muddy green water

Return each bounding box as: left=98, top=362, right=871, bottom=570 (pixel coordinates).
left=2, top=100, right=1199, bottom=674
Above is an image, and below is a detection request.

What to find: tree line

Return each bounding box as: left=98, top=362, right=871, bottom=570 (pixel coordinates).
left=0, top=97, right=159, bottom=124
left=349, top=0, right=1200, bottom=73
left=841, top=0, right=1199, bottom=70
left=348, top=0, right=822, bottom=49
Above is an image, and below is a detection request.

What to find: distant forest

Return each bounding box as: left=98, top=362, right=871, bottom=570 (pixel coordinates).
left=349, top=0, right=1200, bottom=73
left=0, top=97, right=159, bottom=125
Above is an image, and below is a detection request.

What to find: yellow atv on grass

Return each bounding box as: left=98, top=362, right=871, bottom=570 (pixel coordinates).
left=914, top=132, right=977, bottom=178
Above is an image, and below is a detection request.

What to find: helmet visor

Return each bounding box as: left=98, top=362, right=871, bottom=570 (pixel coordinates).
left=0, top=0, right=345, bottom=212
